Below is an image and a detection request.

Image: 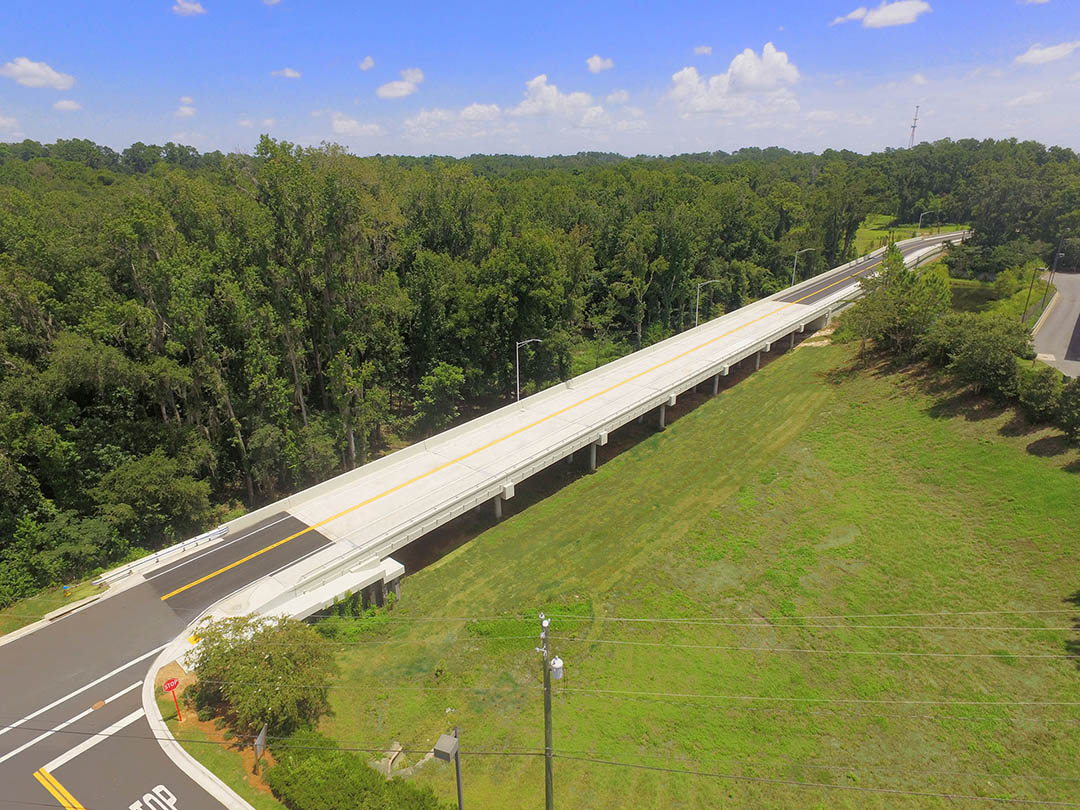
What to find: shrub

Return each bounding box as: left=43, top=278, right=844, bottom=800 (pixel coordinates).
left=1017, top=364, right=1063, bottom=423
left=266, top=731, right=451, bottom=810
left=1058, top=378, right=1080, bottom=441
left=947, top=314, right=1030, bottom=399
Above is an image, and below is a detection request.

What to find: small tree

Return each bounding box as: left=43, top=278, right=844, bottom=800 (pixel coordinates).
left=852, top=243, right=951, bottom=358
left=191, top=614, right=338, bottom=736
left=948, top=314, right=1030, bottom=399
left=1058, top=378, right=1080, bottom=442
left=1018, top=365, right=1064, bottom=423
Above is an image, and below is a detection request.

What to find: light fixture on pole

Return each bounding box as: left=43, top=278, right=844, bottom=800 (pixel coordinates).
left=537, top=612, right=563, bottom=810
left=791, top=248, right=815, bottom=288
left=515, top=338, right=542, bottom=402
left=917, top=210, right=938, bottom=235
left=434, top=728, right=464, bottom=810
left=694, top=280, right=723, bottom=328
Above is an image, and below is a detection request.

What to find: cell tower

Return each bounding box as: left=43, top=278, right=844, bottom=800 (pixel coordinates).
left=908, top=105, right=920, bottom=149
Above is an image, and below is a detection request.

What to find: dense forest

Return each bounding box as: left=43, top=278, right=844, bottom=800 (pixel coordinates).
left=1, top=134, right=1078, bottom=605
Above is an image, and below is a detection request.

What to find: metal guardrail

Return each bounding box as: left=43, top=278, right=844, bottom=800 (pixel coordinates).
left=94, top=526, right=229, bottom=585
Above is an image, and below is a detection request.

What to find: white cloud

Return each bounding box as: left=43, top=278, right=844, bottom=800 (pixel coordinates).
left=0, top=57, right=75, bottom=90
left=587, top=54, right=614, bottom=73
left=1072, top=72, right=1080, bottom=81
left=616, top=118, right=647, bottom=132
left=511, top=74, right=595, bottom=118
left=263, top=117, right=276, bottom=126
left=263, top=0, right=282, bottom=4
left=180, top=95, right=194, bottom=104
left=53, top=99, right=81, bottom=111
left=377, top=67, right=424, bottom=98
left=694, top=45, right=712, bottom=55
left=1006, top=89, right=1050, bottom=106
left=1015, top=41, right=1080, bottom=65
left=606, top=89, right=629, bottom=104
left=0, top=113, right=17, bottom=130
left=271, top=67, right=301, bottom=78
left=238, top=119, right=254, bottom=127
left=461, top=102, right=501, bottom=121
left=806, top=109, right=874, bottom=125
left=831, top=1, right=931, bottom=28
left=912, top=72, right=928, bottom=85
left=727, top=41, right=799, bottom=91
left=668, top=41, right=800, bottom=114
left=359, top=55, right=374, bottom=71
left=314, top=108, right=384, bottom=136
left=176, top=105, right=196, bottom=117
left=172, top=0, right=206, bottom=16
left=1019, top=0, right=1049, bottom=4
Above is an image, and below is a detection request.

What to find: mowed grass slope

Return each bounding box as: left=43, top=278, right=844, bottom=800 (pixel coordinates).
left=319, top=342, right=1080, bottom=809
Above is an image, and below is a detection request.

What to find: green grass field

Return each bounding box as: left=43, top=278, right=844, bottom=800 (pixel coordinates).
left=294, top=340, right=1080, bottom=809
left=0, top=579, right=103, bottom=636
left=856, top=214, right=968, bottom=255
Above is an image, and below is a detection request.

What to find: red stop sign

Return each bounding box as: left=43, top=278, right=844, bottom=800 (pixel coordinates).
left=162, top=678, right=179, bottom=692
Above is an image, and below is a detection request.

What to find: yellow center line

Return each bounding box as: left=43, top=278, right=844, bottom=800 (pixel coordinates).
left=161, top=258, right=879, bottom=602
left=34, top=769, right=86, bottom=810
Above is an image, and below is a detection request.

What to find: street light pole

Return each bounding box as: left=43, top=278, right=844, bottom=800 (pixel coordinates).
left=433, top=728, right=464, bottom=810
left=791, top=248, right=815, bottom=288
left=537, top=612, right=563, bottom=810
left=515, top=338, right=542, bottom=402
left=917, top=211, right=938, bottom=235
left=694, top=280, right=722, bottom=327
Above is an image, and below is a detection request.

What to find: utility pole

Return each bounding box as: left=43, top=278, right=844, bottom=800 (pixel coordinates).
left=537, top=612, right=564, bottom=810
left=791, top=248, right=816, bottom=288
left=515, top=338, right=542, bottom=402
left=908, top=105, right=919, bottom=149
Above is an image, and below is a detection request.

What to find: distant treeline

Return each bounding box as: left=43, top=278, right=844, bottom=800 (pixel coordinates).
left=0, top=134, right=1077, bottom=605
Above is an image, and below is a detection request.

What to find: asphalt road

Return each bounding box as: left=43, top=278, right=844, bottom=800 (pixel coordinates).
left=0, top=513, right=329, bottom=810
left=0, top=233, right=960, bottom=810
left=1034, top=270, right=1080, bottom=378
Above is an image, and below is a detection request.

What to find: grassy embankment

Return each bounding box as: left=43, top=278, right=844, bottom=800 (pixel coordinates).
left=297, top=340, right=1079, bottom=809
left=0, top=579, right=103, bottom=636
left=855, top=213, right=968, bottom=255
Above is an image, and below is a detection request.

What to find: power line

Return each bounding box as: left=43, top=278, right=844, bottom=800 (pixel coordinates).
left=551, top=753, right=1080, bottom=807
left=555, top=686, right=1080, bottom=708
left=545, top=636, right=1077, bottom=659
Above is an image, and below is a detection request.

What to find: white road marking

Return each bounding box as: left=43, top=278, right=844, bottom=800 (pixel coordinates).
left=43, top=707, right=145, bottom=772
left=146, top=514, right=294, bottom=580
left=0, top=681, right=139, bottom=764
left=0, top=644, right=163, bottom=741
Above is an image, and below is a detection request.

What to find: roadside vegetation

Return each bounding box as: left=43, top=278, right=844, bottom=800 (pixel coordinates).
left=1, top=136, right=1076, bottom=610
left=170, top=337, right=1080, bottom=808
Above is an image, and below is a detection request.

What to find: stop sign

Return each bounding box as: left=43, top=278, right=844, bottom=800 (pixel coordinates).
left=162, top=678, right=179, bottom=692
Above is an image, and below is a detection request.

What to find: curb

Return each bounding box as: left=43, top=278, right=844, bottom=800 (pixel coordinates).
left=143, top=638, right=258, bottom=810
left=1031, top=290, right=1060, bottom=338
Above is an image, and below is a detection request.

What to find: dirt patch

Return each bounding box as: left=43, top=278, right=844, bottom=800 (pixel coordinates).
left=158, top=667, right=278, bottom=796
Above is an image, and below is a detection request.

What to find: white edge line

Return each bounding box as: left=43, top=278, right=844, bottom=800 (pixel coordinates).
left=0, top=680, right=140, bottom=765
left=0, top=644, right=164, bottom=740
left=43, top=707, right=145, bottom=773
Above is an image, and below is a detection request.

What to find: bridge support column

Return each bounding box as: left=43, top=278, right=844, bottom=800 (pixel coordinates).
left=789, top=332, right=795, bottom=349
left=388, top=577, right=402, bottom=603
left=658, top=404, right=666, bottom=430
left=567, top=451, right=574, bottom=464
left=494, top=495, right=503, bottom=521
left=589, top=442, right=597, bottom=472
left=754, top=351, right=761, bottom=370
left=712, top=374, right=719, bottom=395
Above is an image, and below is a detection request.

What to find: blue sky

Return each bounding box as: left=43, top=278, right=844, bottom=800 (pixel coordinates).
left=1, top=1, right=1078, bottom=156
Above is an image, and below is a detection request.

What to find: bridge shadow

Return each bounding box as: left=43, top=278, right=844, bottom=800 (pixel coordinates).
left=1066, top=590, right=1080, bottom=669
left=393, top=333, right=811, bottom=574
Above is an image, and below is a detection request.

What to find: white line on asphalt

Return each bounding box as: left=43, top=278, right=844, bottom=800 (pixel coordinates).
left=42, top=707, right=146, bottom=772
left=0, top=681, right=139, bottom=764
left=0, top=644, right=164, bottom=741
left=146, top=514, right=294, bottom=580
